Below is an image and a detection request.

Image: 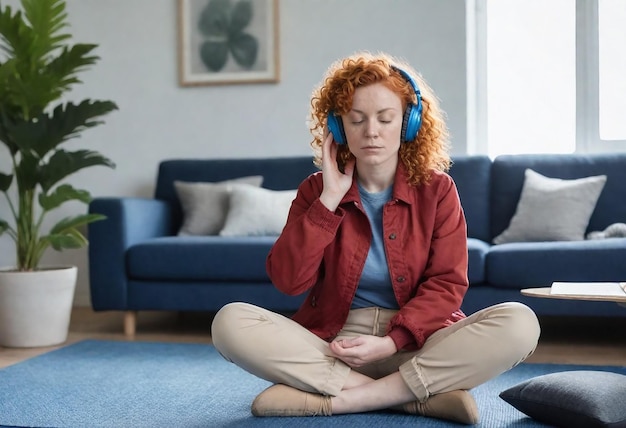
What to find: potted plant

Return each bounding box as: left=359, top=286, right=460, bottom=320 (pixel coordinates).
left=0, top=0, right=117, bottom=347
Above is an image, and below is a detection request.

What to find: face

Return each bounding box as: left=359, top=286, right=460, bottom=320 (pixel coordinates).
left=342, top=83, right=404, bottom=170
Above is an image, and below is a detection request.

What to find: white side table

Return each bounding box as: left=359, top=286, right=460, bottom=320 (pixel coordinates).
left=521, top=286, right=626, bottom=308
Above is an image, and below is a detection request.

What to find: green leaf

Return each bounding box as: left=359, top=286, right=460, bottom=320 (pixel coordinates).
left=230, top=32, right=257, bottom=69
left=199, top=0, right=231, bottom=37
left=0, top=6, right=28, bottom=59
left=0, top=172, right=13, bottom=192
left=14, top=152, right=39, bottom=191
left=0, top=59, right=15, bottom=102
left=4, top=100, right=118, bottom=158
left=0, top=220, right=9, bottom=236
left=38, top=183, right=91, bottom=211
left=22, top=0, right=71, bottom=58
left=8, top=44, right=99, bottom=112
left=0, top=112, right=20, bottom=154
left=200, top=41, right=229, bottom=71
left=44, top=44, right=99, bottom=92
left=0, top=0, right=92, bottom=116
left=39, top=149, right=115, bottom=192
left=230, top=0, right=252, bottom=34
left=0, top=120, right=18, bottom=158
left=49, top=213, right=105, bottom=235
left=47, top=229, right=86, bottom=251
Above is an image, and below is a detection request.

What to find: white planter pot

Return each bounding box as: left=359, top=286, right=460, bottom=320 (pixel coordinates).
left=0, top=266, right=77, bottom=348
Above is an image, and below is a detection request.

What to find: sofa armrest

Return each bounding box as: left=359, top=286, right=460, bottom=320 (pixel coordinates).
left=88, top=197, right=173, bottom=310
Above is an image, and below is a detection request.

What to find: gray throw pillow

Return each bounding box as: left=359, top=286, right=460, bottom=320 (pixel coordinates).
left=493, top=169, right=607, bottom=244
left=219, top=185, right=297, bottom=237
left=174, top=176, right=263, bottom=236
left=499, top=370, right=626, bottom=428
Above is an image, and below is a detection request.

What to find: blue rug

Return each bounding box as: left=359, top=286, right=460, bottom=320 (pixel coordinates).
left=0, top=340, right=624, bottom=428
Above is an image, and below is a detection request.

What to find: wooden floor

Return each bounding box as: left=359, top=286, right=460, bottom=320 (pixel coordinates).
left=1, top=307, right=625, bottom=369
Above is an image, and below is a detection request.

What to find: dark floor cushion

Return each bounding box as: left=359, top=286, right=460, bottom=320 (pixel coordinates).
left=499, top=370, right=626, bottom=428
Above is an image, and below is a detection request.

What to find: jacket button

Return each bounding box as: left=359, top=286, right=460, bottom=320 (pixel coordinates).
left=311, top=296, right=317, bottom=307
left=389, top=233, right=397, bottom=240
left=397, top=276, right=406, bottom=283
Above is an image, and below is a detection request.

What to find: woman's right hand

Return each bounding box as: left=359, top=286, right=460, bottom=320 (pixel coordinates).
left=319, top=130, right=355, bottom=211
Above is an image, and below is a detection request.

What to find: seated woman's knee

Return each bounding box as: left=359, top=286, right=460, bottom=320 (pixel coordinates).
left=211, top=302, right=251, bottom=356
left=499, top=302, right=541, bottom=356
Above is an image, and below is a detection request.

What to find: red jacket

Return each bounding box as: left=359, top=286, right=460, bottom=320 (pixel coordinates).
left=266, top=163, right=468, bottom=350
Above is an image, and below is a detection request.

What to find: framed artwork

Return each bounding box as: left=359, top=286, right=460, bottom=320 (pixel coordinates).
left=178, top=0, right=279, bottom=86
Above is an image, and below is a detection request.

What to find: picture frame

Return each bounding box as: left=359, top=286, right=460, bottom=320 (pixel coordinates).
left=178, top=0, right=279, bottom=86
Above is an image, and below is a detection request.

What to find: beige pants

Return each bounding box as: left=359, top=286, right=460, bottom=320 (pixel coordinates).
left=211, top=301, right=540, bottom=402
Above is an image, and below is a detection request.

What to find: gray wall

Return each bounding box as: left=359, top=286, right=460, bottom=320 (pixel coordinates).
left=0, top=0, right=467, bottom=305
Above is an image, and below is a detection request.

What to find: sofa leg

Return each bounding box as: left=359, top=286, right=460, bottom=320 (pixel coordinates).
left=124, top=311, right=137, bottom=337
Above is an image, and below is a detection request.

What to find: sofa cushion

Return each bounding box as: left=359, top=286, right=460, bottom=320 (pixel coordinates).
left=493, top=169, right=606, bottom=244
left=449, top=155, right=492, bottom=242
left=490, top=153, right=626, bottom=241
left=174, top=176, right=263, bottom=236
left=220, top=186, right=297, bottom=237
left=487, top=238, right=626, bottom=289
left=155, top=157, right=318, bottom=231
left=467, top=238, right=489, bottom=284
left=128, top=237, right=490, bottom=285
left=127, top=236, right=277, bottom=281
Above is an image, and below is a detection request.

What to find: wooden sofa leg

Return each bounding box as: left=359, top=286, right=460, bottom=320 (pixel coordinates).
left=124, top=311, right=137, bottom=337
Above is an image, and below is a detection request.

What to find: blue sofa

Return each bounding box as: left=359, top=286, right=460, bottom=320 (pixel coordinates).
left=88, top=153, right=626, bottom=335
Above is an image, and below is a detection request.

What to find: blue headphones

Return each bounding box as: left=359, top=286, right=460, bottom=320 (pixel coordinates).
left=327, top=65, right=423, bottom=145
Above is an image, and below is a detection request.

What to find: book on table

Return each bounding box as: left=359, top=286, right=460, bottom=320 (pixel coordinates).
left=550, top=281, right=626, bottom=297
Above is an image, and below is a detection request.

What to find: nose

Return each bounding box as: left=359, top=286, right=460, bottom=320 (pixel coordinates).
left=365, top=120, right=379, bottom=138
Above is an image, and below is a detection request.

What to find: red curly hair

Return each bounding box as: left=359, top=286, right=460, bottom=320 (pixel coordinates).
left=309, top=52, right=451, bottom=185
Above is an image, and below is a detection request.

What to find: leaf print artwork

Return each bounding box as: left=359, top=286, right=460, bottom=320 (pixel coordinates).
left=178, top=0, right=278, bottom=85
left=198, top=0, right=259, bottom=72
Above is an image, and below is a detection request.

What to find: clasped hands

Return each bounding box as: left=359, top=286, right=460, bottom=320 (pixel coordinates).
left=329, top=334, right=398, bottom=368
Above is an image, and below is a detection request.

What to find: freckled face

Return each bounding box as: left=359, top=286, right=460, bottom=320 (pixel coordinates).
left=342, top=83, right=404, bottom=169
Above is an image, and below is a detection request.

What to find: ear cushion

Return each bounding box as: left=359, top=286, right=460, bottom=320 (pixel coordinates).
left=327, top=112, right=347, bottom=144
left=402, top=101, right=423, bottom=142
left=393, top=67, right=423, bottom=142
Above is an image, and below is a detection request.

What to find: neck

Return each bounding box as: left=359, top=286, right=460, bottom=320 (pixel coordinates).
left=356, top=160, right=398, bottom=193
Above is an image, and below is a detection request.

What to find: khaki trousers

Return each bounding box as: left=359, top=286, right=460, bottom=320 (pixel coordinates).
left=211, top=301, right=540, bottom=402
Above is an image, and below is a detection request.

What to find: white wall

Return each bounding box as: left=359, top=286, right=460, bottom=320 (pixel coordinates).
left=0, top=0, right=467, bottom=305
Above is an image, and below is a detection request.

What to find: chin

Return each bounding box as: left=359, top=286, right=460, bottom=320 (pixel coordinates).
left=357, top=156, right=394, bottom=167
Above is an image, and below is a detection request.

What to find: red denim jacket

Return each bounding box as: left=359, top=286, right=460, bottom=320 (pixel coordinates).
left=266, top=163, right=468, bottom=350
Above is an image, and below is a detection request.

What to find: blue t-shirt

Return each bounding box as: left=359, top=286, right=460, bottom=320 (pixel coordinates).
left=351, top=182, right=399, bottom=309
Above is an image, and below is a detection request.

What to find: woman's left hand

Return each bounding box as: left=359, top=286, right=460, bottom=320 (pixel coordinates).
left=329, top=335, right=397, bottom=367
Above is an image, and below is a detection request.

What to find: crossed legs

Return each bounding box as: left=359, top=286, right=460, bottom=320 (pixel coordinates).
left=211, top=302, right=540, bottom=421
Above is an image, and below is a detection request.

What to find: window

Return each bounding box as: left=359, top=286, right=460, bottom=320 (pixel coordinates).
left=469, top=0, right=626, bottom=157
left=598, top=0, right=626, bottom=141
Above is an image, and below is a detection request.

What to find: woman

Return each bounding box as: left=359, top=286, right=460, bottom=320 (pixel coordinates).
left=211, top=52, right=540, bottom=425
